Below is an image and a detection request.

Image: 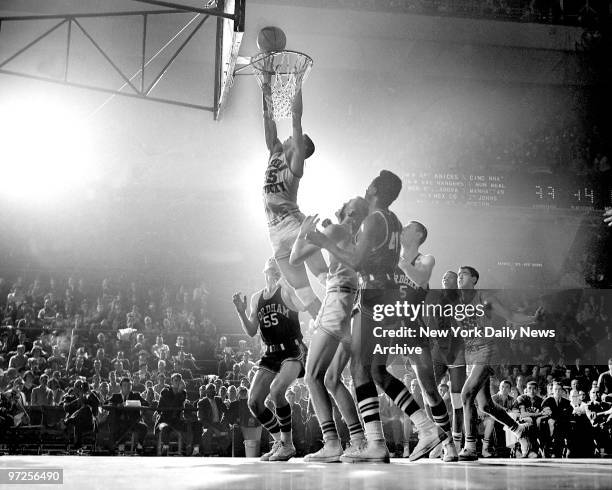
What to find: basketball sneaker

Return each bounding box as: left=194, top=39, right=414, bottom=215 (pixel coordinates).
left=409, top=425, right=447, bottom=461
left=442, top=441, right=459, bottom=462
left=458, top=447, right=478, bottom=461
left=260, top=440, right=282, bottom=461
left=269, top=441, right=296, bottom=461
left=340, top=439, right=390, bottom=463
left=304, top=442, right=343, bottom=463
left=481, top=445, right=494, bottom=458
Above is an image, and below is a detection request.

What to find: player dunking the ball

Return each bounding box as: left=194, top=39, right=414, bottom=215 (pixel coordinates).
left=232, top=258, right=307, bottom=461
left=261, top=62, right=327, bottom=319
left=290, top=197, right=370, bottom=462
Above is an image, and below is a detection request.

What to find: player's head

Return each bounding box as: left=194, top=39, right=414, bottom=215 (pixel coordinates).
left=458, top=266, right=479, bottom=289
left=401, top=221, right=427, bottom=248
left=442, top=270, right=458, bottom=289
left=336, top=196, right=369, bottom=232
left=365, top=170, right=402, bottom=207
left=263, top=257, right=281, bottom=287
left=283, top=133, right=315, bottom=159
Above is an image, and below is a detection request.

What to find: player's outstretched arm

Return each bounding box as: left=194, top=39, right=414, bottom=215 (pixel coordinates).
left=306, top=212, right=383, bottom=271
left=262, top=81, right=281, bottom=153
left=484, top=293, right=543, bottom=326
left=232, top=291, right=259, bottom=337
left=287, top=89, right=305, bottom=177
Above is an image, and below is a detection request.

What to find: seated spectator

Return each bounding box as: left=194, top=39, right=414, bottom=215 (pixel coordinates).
left=568, top=389, right=594, bottom=457
left=109, top=360, right=129, bottom=381
left=62, top=379, right=99, bottom=448
left=4, top=378, right=30, bottom=426
left=90, top=359, right=107, bottom=383
left=28, top=345, right=47, bottom=375
left=108, top=372, right=121, bottom=395
left=173, top=352, right=194, bottom=380
left=597, top=358, right=612, bottom=403
left=513, top=381, right=544, bottom=458
left=31, top=373, right=54, bottom=407
left=541, top=383, right=572, bottom=457
left=197, top=383, right=230, bottom=456
left=154, top=374, right=167, bottom=400
left=217, top=351, right=234, bottom=379
left=155, top=373, right=192, bottom=455
left=69, top=357, right=90, bottom=382
left=483, top=379, right=515, bottom=457
left=111, top=351, right=131, bottom=372
left=92, top=348, right=111, bottom=377
left=237, top=351, right=255, bottom=377
left=22, top=370, right=36, bottom=405
left=48, top=378, right=65, bottom=406
left=47, top=345, right=66, bottom=372
left=152, top=336, right=170, bottom=360
left=586, top=387, right=612, bottom=456
left=225, top=364, right=242, bottom=385
left=106, top=377, right=149, bottom=452
left=8, top=345, right=27, bottom=373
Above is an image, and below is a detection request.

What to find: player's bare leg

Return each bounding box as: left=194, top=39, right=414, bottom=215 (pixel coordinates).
left=248, top=369, right=282, bottom=461
left=268, top=360, right=302, bottom=461
left=276, top=256, right=322, bottom=319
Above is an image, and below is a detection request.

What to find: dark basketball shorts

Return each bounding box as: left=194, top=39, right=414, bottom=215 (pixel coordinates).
left=257, top=341, right=308, bottom=378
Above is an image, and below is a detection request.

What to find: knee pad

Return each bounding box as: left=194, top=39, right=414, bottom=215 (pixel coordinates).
left=451, top=392, right=462, bottom=410
left=295, top=286, right=317, bottom=307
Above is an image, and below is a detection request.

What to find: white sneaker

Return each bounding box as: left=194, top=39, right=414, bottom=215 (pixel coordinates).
left=192, top=446, right=200, bottom=456
left=409, top=426, right=447, bottom=461
left=260, top=440, right=282, bottom=461
left=304, top=442, right=343, bottom=463
left=458, top=446, right=478, bottom=461
left=269, top=441, right=296, bottom=461
left=340, top=440, right=390, bottom=463
left=442, top=441, right=459, bottom=462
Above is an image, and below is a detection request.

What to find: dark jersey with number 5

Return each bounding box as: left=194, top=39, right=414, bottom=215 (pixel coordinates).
left=358, top=209, right=402, bottom=278
left=394, top=254, right=428, bottom=305
left=256, top=286, right=301, bottom=345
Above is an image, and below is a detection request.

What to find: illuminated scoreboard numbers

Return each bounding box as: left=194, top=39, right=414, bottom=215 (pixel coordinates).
left=572, top=187, right=594, bottom=204
left=535, top=185, right=556, bottom=201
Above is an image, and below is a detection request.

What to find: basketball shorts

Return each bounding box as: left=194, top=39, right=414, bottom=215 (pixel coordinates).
left=464, top=341, right=498, bottom=368
left=315, top=290, right=356, bottom=345
left=257, top=340, right=308, bottom=378
left=267, top=211, right=306, bottom=261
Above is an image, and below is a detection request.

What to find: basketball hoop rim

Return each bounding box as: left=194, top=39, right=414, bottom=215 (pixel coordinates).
left=251, top=50, right=313, bottom=76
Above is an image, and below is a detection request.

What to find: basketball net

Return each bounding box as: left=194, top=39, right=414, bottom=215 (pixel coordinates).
left=252, top=50, right=313, bottom=120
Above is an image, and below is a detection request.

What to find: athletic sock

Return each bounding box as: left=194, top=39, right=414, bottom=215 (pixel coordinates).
left=257, top=407, right=281, bottom=437
left=464, top=435, right=477, bottom=451
left=452, top=431, right=463, bottom=448
left=355, top=382, right=384, bottom=441
left=382, top=377, right=420, bottom=417
left=320, top=420, right=339, bottom=442
left=348, top=422, right=365, bottom=442
left=409, top=408, right=433, bottom=431
left=276, top=403, right=292, bottom=432
left=430, top=400, right=452, bottom=433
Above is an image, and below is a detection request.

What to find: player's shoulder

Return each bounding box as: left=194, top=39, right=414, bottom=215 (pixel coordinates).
left=418, top=253, right=435, bottom=267
left=323, top=223, right=350, bottom=242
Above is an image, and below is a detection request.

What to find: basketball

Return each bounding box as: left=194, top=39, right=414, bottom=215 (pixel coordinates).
left=257, top=26, right=287, bottom=52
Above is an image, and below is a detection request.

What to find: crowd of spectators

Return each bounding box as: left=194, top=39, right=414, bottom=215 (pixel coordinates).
left=1, top=274, right=611, bottom=458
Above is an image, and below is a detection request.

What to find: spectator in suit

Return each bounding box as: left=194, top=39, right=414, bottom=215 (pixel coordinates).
left=155, top=373, right=192, bottom=455
left=8, top=345, right=27, bottom=373
left=597, top=358, right=612, bottom=402
left=31, top=373, right=54, bottom=407
left=541, top=383, right=572, bottom=457
left=69, top=357, right=91, bottom=382
left=197, top=383, right=230, bottom=456
left=217, top=351, right=233, bottom=379
left=237, top=351, right=255, bottom=377
left=586, top=387, right=612, bottom=456
left=62, top=379, right=99, bottom=448
left=106, top=377, right=149, bottom=452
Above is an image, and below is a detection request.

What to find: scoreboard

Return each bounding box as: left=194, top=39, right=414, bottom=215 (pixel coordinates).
left=401, top=171, right=612, bottom=210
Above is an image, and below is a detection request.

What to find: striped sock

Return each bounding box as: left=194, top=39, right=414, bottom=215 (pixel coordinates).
left=355, top=382, right=384, bottom=441
left=276, top=403, right=292, bottom=432
left=257, top=407, right=281, bottom=436
left=320, top=420, right=338, bottom=441
left=382, top=378, right=420, bottom=417
left=452, top=431, right=463, bottom=448
left=464, top=434, right=477, bottom=451
left=430, top=401, right=452, bottom=433
left=348, top=422, right=364, bottom=442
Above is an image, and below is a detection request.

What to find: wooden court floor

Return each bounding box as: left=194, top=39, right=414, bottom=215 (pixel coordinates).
left=0, top=456, right=610, bottom=490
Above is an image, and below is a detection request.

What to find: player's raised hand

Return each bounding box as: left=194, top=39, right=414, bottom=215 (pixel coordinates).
left=232, top=292, right=247, bottom=311
left=305, top=229, right=329, bottom=248
left=299, top=214, right=319, bottom=239
left=604, top=208, right=612, bottom=227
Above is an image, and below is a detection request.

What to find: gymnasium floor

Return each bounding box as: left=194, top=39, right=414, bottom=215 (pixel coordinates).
left=0, top=456, right=610, bottom=490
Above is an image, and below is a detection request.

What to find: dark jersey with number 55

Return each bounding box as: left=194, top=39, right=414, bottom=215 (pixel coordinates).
left=358, top=209, right=402, bottom=279
left=256, top=286, right=301, bottom=345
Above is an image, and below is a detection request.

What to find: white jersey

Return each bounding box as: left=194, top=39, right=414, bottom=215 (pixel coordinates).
left=263, top=151, right=300, bottom=225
